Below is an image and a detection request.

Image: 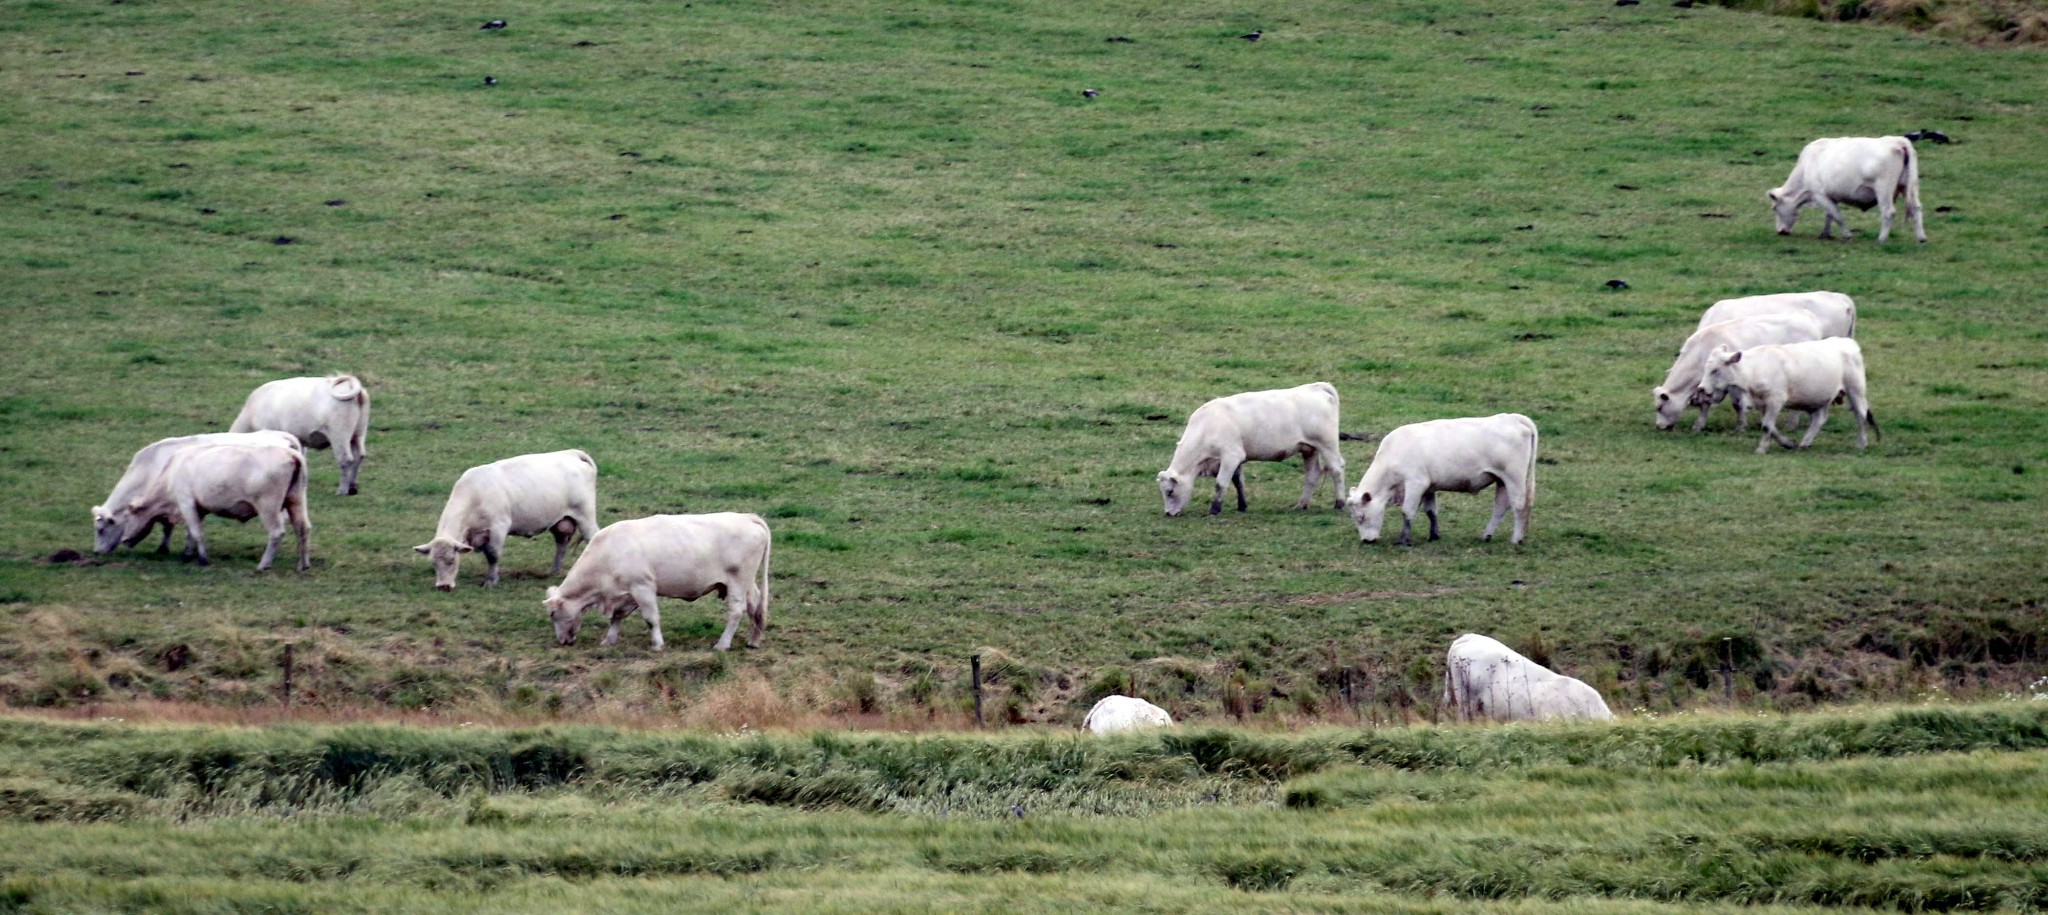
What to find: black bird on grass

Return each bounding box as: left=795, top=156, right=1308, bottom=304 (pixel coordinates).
left=1605, top=279, right=1629, bottom=290
left=1240, top=29, right=1263, bottom=41
left=482, top=75, right=497, bottom=86
left=1905, top=129, right=1952, bottom=144
left=481, top=19, right=507, bottom=30
left=1081, top=88, right=1100, bottom=98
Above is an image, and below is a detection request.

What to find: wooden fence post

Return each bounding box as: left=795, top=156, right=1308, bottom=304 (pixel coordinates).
left=281, top=643, right=294, bottom=707
left=971, top=654, right=984, bottom=728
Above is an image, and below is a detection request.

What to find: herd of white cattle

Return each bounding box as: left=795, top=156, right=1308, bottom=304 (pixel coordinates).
left=86, top=135, right=1918, bottom=731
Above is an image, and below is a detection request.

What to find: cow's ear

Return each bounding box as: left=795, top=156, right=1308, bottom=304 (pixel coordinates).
left=412, top=544, right=432, bottom=555
left=456, top=543, right=474, bottom=554
left=1358, top=492, right=1372, bottom=503
left=1727, top=351, right=1743, bottom=364
left=1654, top=388, right=1668, bottom=402
left=1766, top=190, right=1779, bottom=203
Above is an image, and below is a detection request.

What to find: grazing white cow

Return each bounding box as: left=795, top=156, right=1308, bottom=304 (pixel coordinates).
left=544, top=513, right=771, bottom=651
left=1696, top=291, right=1857, bottom=339
left=1083, top=695, right=1173, bottom=735
left=1698, top=338, right=1878, bottom=455
left=1157, top=382, right=1347, bottom=516
left=1767, top=136, right=1925, bottom=243
left=1442, top=634, right=1614, bottom=723
left=229, top=374, right=371, bottom=495
left=94, top=442, right=310, bottom=571
left=1345, top=414, right=1537, bottom=545
left=1654, top=313, right=1825, bottom=432
left=93, top=431, right=302, bottom=555
left=413, top=450, right=600, bottom=590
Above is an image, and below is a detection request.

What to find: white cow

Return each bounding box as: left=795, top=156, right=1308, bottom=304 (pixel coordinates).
left=1698, top=338, right=1878, bottom=455
left=1654, top=313, right=1825, bottom=432
left=93, top=431, right=302, bottom=555
left=94, top=442, right=311, bottom=571
left=1346, top=414, right=1537, bottom=545
left=544, top=512, right=771, bottom=652
left=1083, top=695, right=1173, bottom=735
left=413, top=450, right=600, bottom=591
left=1442, top=634, right=1614, bottom=723
left=1157, top=382, right=1347, bottom=517
left=1767, top=136, right=1925, bottom=243
left=1696, top=291, right=1857, bottom=339
left=229, top=374, right=371, bottom=495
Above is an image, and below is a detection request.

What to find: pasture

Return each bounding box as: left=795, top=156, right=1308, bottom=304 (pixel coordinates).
left=1, top=0, right=2045, bottom=724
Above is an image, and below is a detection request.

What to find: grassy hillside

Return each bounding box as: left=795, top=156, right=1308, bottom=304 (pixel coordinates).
left=4, top=705, right=2048, bottom=911
left=1, top=0, right=2044, bottom=722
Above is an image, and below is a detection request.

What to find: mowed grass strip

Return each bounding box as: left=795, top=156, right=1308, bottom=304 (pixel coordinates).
left=0, top=0, right=2043, bottom=718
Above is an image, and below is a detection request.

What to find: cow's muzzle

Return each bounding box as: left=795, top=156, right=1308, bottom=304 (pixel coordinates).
left=435, top=583, right=454, bottom=592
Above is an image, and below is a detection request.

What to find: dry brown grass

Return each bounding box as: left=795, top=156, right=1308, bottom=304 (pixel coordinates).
left=1718, top=0, right=2048, bottom=44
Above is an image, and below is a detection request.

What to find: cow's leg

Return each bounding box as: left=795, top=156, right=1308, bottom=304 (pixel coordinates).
left=1877, top=196, right=1896, bottom=244
left=1296, top=452, right=1322, bottom=510
left=480, top=531, right=505, bottom=587
left=1326, top=451, right=1348, bottom=511
left=1232, top=465, right=1248, bottom=513
left=1422, top=491, right=1441, bottom=542
left=1692, top=399, right=1710, bottom=433
left=332, top=436, right=360, bottom=496
left=1844, top=384, right=1872, bottom=449
left=600, top=596, right=627, bottom=647
left=179, top=503, right=210, bottom=567
left=1797, top=405, right=1830, bottom=449
left=715, top=584, right=749, bottom=652
left=549, top=519, right=576, bottom=575
left=1758, top=402, right=1796, bottom=453
left=1818, top=199, right=1850, bottom=240
left=1509, top=475, right=1531, bottom=544
left=1483, top=483, right=1511, bottom=541
left=1209, top=456, right=1237, bottom=516
left=630, top=584, right=666, bottom=651
left=254, top=501, right=285, bottom=572
left=1395, top=483, right=1424, bottom=546
left=155, top=517, right=176, bottom=554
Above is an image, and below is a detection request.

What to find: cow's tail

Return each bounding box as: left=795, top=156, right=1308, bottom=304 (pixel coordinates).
left=1522, top=416, right=1539, bottom=511
left=286, top=449, right=311, bottom=549
left=1897, top=141, right=1921, bottom=210
left=752, top=516, right=772, bottom=637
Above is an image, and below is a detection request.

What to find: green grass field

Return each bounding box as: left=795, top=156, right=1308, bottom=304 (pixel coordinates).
left=5, top=705, right=2048, bottom=911
left=1, top=0, right=2044, bottom=726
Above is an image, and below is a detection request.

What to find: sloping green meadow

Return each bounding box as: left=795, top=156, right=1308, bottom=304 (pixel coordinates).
left=3, top=705, right=2048, bottom=911
left=0, top=0, right=2043, bottom=719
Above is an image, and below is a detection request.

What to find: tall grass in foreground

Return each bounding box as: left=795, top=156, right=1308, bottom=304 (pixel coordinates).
left=3, top=705, right=2047, bottom=912
left=2, top=702, right=2043, bottom=820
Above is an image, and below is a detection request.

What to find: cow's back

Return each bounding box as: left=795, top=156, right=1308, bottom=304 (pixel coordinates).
left=586, top=513, right=767, bottom=590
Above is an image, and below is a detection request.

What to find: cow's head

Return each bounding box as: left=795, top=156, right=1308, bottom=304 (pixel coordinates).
left=1156, top=470, right=1192, bottom=517
left=93, top=504, right=154, bottom=554
left=543, top=586, right=589, bottom=646
left=412, top=537, right=474, bottom=591
left=1345, top=489, right=1388, bottom=543
left=1651, top=386, right=1686, bottom=430
left=91, top=506, right=123, bottom=554
left=1698, top=344, right=1743, bottom=403
left=1766, top=188, right=1804, bottom=235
